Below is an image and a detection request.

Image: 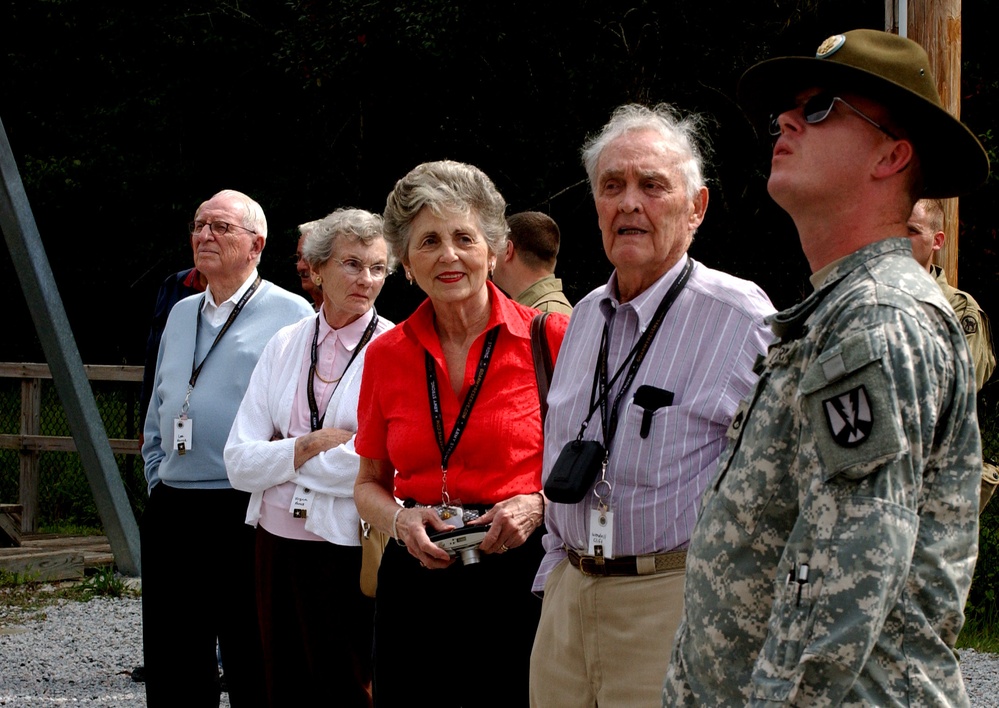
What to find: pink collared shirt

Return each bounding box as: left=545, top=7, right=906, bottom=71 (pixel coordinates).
left=258, top=306, right=376, bottom=541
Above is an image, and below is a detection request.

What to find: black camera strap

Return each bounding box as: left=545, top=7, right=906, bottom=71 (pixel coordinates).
left=307, top=308, right=379, bottom=432
left=581, top=258, right=693, bottom=454
left=425, top=326, right=501, bottom=504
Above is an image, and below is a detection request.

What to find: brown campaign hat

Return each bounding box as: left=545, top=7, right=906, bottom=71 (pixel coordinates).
left=738, top=29, right=989, bottom=198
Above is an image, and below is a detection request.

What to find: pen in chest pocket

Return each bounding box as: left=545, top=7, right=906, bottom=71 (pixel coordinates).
left=633, top=384, right=674, bottom=439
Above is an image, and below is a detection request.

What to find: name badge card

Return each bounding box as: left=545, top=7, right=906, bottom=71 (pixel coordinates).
left=588, top=506, right=614, bottom=559
left=173, top=417, right=193, bottom=455
left=290, top=485, right=316, bottom=519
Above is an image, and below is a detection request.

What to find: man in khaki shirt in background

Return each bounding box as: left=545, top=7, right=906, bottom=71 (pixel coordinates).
left=907, top=197, right=998, bottom=511
left=492, top=211, right=573, bottom=314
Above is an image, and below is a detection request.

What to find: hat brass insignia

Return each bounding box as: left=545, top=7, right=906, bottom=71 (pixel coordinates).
left=816, top=34, right=846, bottom=59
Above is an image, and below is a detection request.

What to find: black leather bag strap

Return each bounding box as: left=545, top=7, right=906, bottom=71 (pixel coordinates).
left=531, top=312, right=554, bottom=423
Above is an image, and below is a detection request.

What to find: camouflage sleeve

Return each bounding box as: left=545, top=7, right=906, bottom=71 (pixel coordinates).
left=749, top=312, right=979, bottom=706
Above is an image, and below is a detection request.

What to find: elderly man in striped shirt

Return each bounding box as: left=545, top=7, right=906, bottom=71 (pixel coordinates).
left=529, top=103, right=774, bottom=707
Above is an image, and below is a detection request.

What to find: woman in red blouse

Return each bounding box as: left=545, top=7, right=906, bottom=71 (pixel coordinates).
left=354, top=160, right=567, bottom=706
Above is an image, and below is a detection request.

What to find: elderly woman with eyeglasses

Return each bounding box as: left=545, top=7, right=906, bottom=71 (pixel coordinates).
left=225, top=208, right=394, bottom=708
left=353, top=161, right=569, bottom=706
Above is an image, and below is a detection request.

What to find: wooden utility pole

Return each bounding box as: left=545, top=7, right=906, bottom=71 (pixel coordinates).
left=887, top=0, right=964, bottom=285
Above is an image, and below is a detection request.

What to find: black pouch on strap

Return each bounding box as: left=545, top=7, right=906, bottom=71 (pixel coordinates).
left=544, top=439, right=605, bottom=504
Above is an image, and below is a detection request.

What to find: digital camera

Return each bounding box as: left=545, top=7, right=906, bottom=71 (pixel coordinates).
left=430, top=524, right=491, bottom=565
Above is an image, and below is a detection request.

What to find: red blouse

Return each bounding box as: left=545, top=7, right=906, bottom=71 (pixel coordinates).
left=355, top=281, right=568, bottom=506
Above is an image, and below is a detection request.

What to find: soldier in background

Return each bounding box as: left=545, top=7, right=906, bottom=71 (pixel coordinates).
left=491, top=211, right=573, bottom=314
left=907, top=198, right=998, bottom=513
left=907, top=197, right=995, bottom=390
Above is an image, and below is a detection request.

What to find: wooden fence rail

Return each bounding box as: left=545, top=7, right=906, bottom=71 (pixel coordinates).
left=0, top=362, right=142, bottom=534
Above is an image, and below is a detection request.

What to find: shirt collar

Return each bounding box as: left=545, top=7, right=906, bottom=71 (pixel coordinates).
left=317, top=304, right=375, bottom=351
left=599, top=254, right=690, bottom=331
left=404, top=280, right=531, bottom=354
left=770, top=238, right=913, bottom=342
left=204, top=269, right=259, bottom=310
left=808, top=238, right=912, bottom=291
left=808, top=258, right=844, bottom=291
left=183, top=268, right=206, bottom=291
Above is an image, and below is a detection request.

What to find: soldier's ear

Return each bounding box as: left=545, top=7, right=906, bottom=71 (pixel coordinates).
left=875, top=139, right=914, bottom=179
left=504, top=239, right=515, bottom=263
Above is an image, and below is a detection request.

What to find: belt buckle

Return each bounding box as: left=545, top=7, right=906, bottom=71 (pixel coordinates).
left=578, top=555, right=606, bottom=577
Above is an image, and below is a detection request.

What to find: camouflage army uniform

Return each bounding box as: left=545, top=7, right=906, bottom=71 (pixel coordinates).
left=664, top=239, right=981, bottom=707
left=931, top=265, right=995, bottom=391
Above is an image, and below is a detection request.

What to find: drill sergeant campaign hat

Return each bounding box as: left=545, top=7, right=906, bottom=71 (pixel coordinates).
left=738, top=28, right=990, bottom=199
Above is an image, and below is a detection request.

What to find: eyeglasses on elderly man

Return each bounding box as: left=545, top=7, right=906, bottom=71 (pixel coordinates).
left=188, top=220, right=258, bottom=237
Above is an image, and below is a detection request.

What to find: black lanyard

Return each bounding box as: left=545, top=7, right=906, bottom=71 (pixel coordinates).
left=578, top=258, right=693, bottom=452
left=189, top=275, right=261, bottom=391
left=307, top=308, right=379, bottom=432
left=425, top=326, right=500, bottom=489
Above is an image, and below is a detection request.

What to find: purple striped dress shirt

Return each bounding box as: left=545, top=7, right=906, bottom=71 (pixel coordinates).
left=534, top=254, right=775, bottom=592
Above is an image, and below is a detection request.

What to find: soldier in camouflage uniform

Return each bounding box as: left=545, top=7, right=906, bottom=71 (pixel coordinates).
left=664, top=29, right=990, bottom=707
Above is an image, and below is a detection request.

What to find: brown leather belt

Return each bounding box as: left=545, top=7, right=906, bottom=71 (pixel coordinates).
left=567, top=548, right=687, bottom=577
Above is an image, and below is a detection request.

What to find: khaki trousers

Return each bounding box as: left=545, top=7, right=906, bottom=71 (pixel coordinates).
left=529, top=558, right=685, bottom=707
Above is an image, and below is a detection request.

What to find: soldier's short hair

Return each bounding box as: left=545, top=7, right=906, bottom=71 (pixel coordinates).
left=507, top=211, right=560, bottom=270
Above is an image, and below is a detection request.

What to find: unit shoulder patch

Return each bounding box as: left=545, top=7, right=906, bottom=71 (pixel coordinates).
left=823, top=385, right=873, bottom=447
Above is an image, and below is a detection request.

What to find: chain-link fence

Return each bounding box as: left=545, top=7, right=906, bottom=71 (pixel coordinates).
left=0, top=378, right=19, bottom=507
left=0, top=372, right=146, bottom=532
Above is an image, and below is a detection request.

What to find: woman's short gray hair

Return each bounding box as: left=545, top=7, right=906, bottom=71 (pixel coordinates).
left=301, top=208, right=396, bottom=270
left=581, top=103, right=709, bottom=201
left=382, top=160, right=508, bottom=263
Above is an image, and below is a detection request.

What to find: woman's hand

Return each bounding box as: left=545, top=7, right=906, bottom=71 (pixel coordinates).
left=356, top=458, right=455, bottom=569
left=470, top=492, right=545, bottom=555
left=396, top=507, right=456, bottom=569
left=293, top=427, right=353, bottom=468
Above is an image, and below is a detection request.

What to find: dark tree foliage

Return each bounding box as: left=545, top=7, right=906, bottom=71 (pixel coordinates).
left=0, top=0, right=991, bottom=365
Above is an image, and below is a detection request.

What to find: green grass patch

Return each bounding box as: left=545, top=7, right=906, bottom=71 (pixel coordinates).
left=0, top=565, right=138, bottom=628
left=958, top=608, right=999, bottom=654
left=0, top=567, right=41, bottom=587
left=38, top=522, right=104, bottom=536
left=78, top=565, right=134, bottom=599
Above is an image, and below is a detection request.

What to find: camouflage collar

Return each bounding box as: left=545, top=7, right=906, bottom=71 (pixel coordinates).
left=770, top=238, right=911, bottom=341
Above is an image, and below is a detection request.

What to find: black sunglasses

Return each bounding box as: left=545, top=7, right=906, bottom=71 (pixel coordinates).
left=769, top=93, right=899, bottom=140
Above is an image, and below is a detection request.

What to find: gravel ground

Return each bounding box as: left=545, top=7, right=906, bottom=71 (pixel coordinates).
left=1, top=594, right=998, bottom=705
left=0, top=594, right=229, bottom=706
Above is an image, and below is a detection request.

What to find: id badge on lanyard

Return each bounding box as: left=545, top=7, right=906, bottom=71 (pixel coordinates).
left=173, top=414, right=193, bottom=455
